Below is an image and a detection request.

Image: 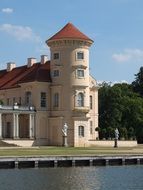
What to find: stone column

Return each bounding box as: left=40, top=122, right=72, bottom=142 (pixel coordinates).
left=13, top=113, right=19, bottom=139
left=29, top=114, right=34, bottom=139
left=15, top=114, right=19, bottom=139
left=0, top=113, right=2, bottom=139
left=13, top=113, right=16, bottom=138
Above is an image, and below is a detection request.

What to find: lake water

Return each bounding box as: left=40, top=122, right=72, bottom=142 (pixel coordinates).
left=0, top=165, right=143, bottom=190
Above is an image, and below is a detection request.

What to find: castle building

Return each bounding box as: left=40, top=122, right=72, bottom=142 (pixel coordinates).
left=0, top=23, right=99, bottom=147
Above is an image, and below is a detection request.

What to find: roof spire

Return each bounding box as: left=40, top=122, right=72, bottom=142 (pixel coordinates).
left=47, top=23, right=93, bottom=42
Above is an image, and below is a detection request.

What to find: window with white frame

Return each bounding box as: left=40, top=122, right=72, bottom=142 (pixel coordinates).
left=53, top=52, right=60, bottom=60
left=78, top=126, right=84, bottom=137
left=77, top=51, right=84, bottom=60
left=77, top=92, right=84, bottom=107
left=53, top=70, right=60, bottom=77
left=53, top=93, right=59, bottom=107
left=77, top=69, right=84, bottom=78
left=41, top=92, right=46, bottom=108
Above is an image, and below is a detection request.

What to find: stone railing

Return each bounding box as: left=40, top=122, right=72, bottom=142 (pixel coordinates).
left=0, top=104, right=35, bottom=111
left=73, top=106, right=90, bottom=113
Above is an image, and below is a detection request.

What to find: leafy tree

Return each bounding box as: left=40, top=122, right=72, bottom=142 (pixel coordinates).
left=128, top=127, right=135, bottom=139
left=119, top=127, right=128, bottom=140
left=132, top=67, right=143, bottom=96
left=99, top=82, right=143, bottom=143
left=0, top=100, right=3, bottom=105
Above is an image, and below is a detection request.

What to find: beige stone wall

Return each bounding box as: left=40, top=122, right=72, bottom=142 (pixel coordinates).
left=0, top=37, right=99, bottom=147
left=48, top=39, right=98, bottom=147
left=48, top=117, right=64, bottom=145
left=88, top=140, right=137, bottom=147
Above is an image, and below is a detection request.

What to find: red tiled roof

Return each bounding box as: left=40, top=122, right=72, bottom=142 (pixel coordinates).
left=47, top=23, right=93, bottom=42
left=0, top=62, right=51, bottom=90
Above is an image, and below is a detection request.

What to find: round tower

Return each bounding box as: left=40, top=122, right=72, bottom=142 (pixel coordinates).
left=46, top=23, right=94, bottom=146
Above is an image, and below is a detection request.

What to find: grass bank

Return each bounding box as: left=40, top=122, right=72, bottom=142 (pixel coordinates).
left=0, top=145, right=143, bottom=157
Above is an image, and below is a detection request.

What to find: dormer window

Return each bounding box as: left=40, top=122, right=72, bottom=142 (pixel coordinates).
left=77, top=51, right=84, bottom=60
left=53, top=52, right=60, bottom=60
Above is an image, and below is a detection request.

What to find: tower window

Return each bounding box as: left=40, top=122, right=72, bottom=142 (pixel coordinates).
left=54, top=93, right=59, bottom=107
left=77, top=69, right=84, bottom=78
left=77, top=92, right=84, bottom=107
left=78, top=126, right=84, bottom=137
left=90, top=95, right=93, bottom=109
left=53, top=70, right=60, bottom=77
left=90, top=121, right=93, bottom=134
left=53, top=52, right=60, bottom=60
left=77, top=51, right=84, bottom=60
left=41, top=92, right=46, bottom=108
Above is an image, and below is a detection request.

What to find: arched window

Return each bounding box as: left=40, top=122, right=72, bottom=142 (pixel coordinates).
left=25, top=91, right=32, bottom=105
left=78, top=126, right=84, bottom=137
left=77, top=93, right=84, bottom=107
left=54, top=93, right=59, bottom=107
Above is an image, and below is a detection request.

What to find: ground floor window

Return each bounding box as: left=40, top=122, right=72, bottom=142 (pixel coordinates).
left=78, top=126, right=84, bottom=137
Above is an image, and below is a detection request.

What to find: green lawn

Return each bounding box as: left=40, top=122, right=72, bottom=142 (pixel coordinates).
left=0, top=146, right=143, bottom=157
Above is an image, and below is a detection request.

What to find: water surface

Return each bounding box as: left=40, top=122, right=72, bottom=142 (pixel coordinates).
left=0, top=165, right=143, bottom=190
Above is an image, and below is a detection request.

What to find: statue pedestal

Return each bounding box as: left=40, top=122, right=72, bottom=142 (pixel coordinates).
left=63, top=136, right=68, bottom=147
left=114, top=139, right=118, bottom=148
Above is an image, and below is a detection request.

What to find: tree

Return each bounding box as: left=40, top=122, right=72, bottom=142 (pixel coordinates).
left=119, top=127, right=128, bottom=140
left=128, top=127, right=135, bottom=140
left=132, top=67, right=143, bottom=97
left=0, top=100, right=3, bottom=105
left=99, top=82, right=143, bottom=143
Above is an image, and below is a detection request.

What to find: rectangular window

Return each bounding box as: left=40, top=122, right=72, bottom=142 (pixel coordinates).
left=19, top=97, right=21, bottom=105
left=13, top=97, right=16, bottom=105
left=78, top=126, right=84, bottom=137
left=90, top=95, right=93, bottom=109
left=77, top=69, right=84, bottom=78
left=7, top=98, right=10, bottom=105
left=25, top=91, right=32, bottom=105
left=77, top=51, right=84, bottom=60
left=41, top=92, right=46, bottom=108
left=54, top=93, right=59, bottom=107
left=53, top=52, right=60, bottom=60
left=53, top=70, right=60, bottom=77
left=90, top=121, right=93, bottom=134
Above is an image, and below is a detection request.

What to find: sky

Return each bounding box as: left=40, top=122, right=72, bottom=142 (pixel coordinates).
left=0, top=0, right=143, bottom=83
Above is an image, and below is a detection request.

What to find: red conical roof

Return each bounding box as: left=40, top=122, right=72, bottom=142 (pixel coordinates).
left=47, top=23, right=93, bottom=42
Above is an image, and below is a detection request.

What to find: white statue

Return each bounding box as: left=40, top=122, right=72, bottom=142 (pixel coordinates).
left=115, top=128, right=119, bottom=140
left=62, top=123, right=68, bottom=136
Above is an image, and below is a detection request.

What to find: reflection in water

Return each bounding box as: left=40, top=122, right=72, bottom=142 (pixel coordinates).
left=0, top=165, right=143, bottom=190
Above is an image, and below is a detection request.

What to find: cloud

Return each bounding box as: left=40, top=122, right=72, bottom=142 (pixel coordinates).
left=2, top=8, right=13, bottom=14
left=0, top=24, right=41, bottom=42
left=112, top=49, right=143, bottom=63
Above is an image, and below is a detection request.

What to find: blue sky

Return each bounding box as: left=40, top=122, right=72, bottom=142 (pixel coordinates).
left=0, top=0, right=143, bottom=83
